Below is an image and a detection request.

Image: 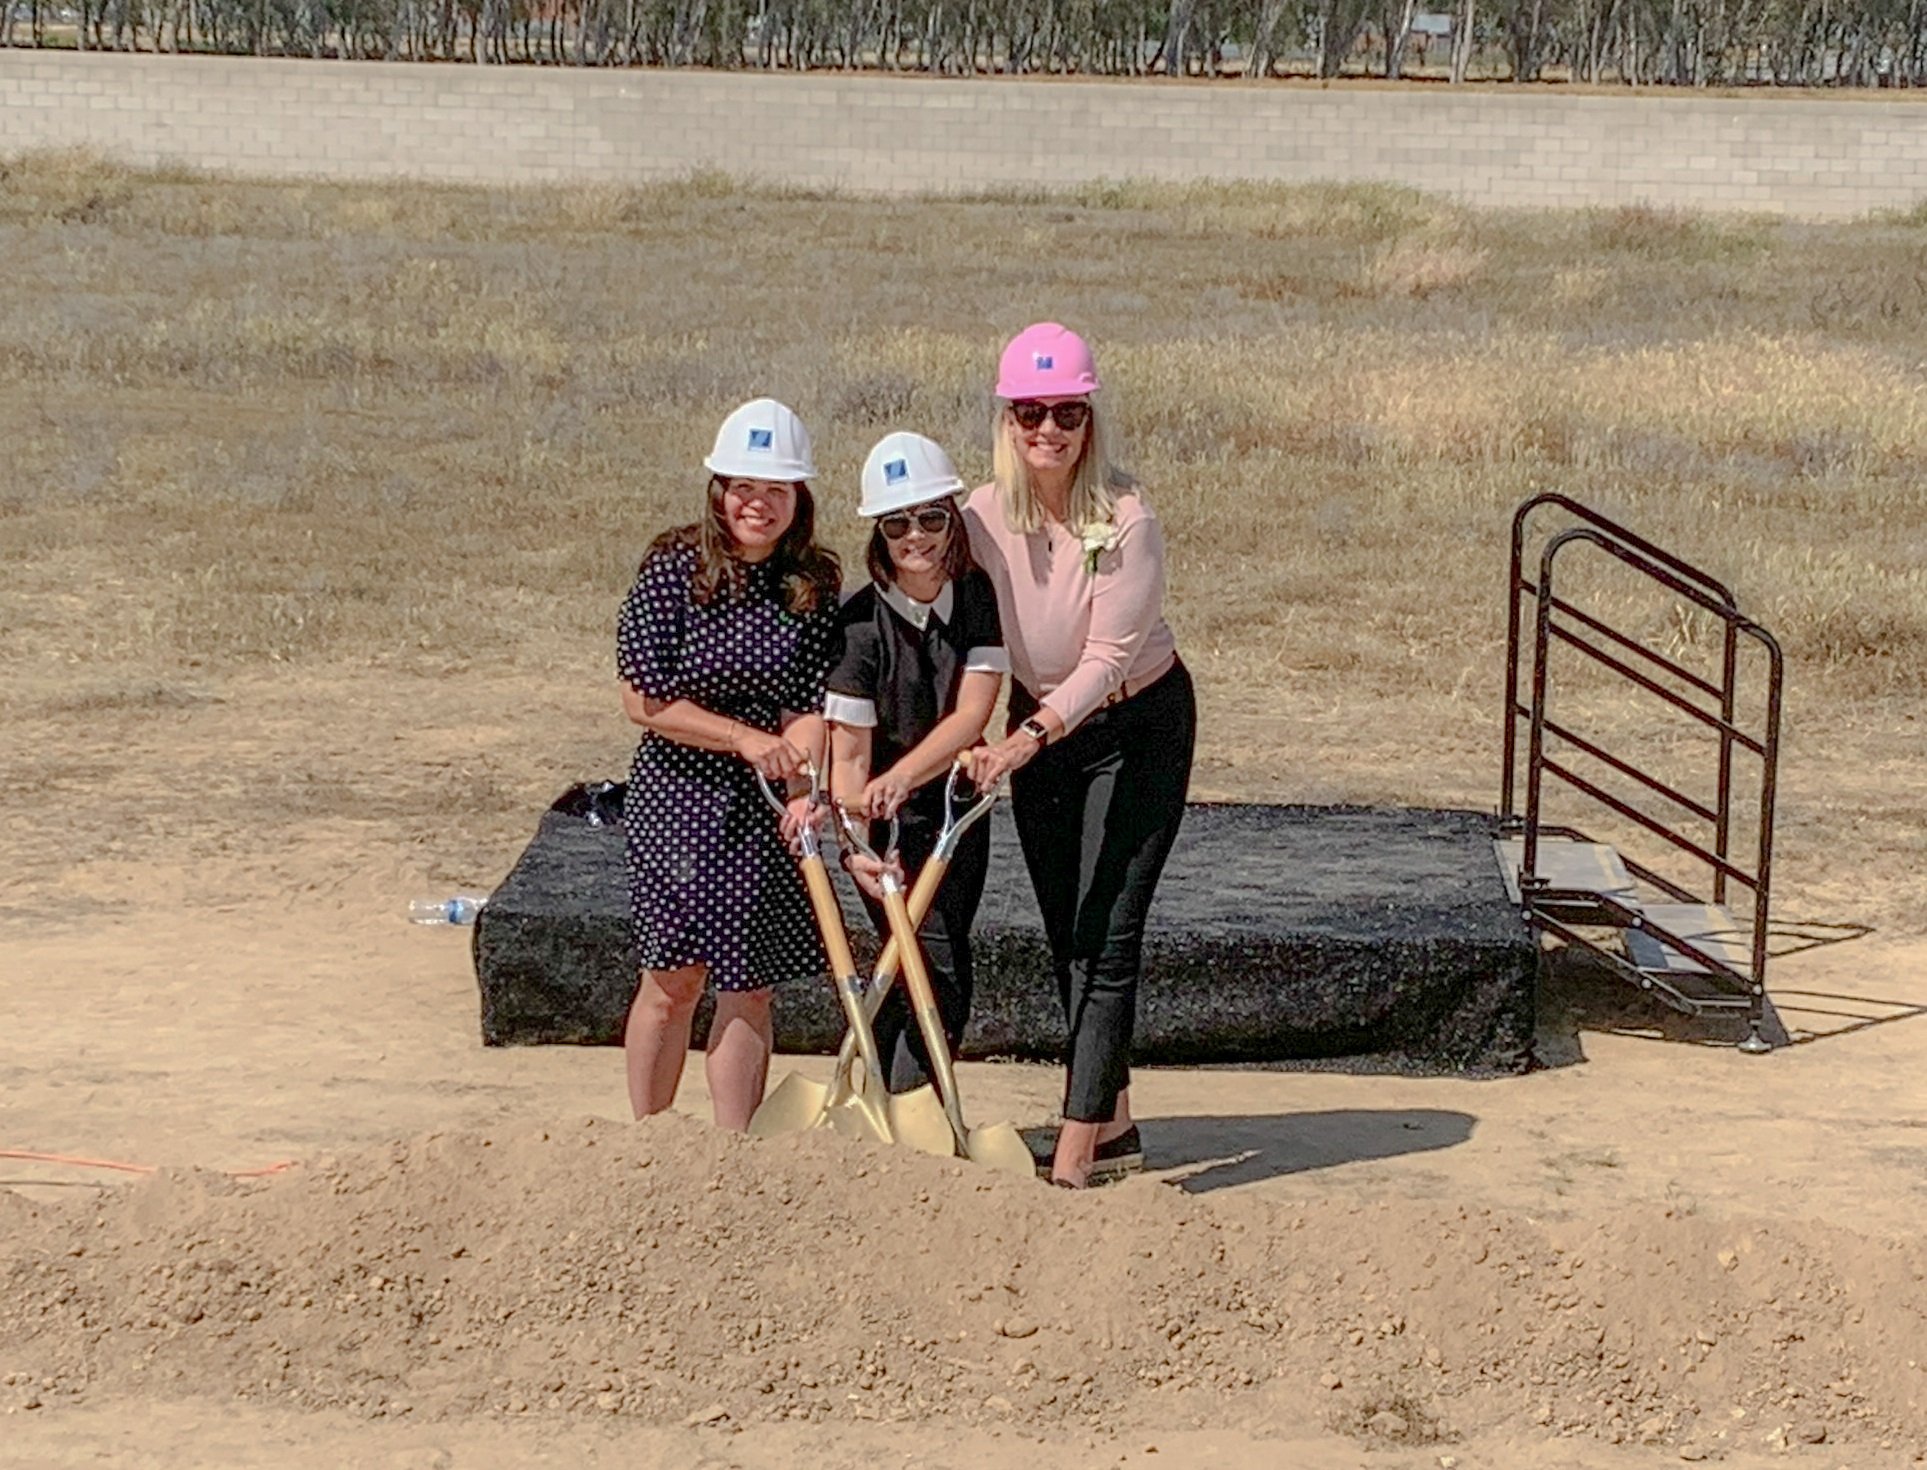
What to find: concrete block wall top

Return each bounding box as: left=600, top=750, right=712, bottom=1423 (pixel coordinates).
left=5, top=51, right=1927, bottom=216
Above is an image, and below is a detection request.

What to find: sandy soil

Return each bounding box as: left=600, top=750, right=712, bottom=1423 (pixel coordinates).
left=3, top=668, right=1926, bottom=1470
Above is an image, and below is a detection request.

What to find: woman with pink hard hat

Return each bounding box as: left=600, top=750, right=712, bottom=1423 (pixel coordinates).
left=964, top=323, right=1194, bottom=1189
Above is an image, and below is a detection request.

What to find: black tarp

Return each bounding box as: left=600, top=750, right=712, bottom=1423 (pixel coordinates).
left=473, top=790, right=1538, bottom=1074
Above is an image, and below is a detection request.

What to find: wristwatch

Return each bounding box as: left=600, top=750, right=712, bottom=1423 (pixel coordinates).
left=1018, top=716, right=1050, bottom=746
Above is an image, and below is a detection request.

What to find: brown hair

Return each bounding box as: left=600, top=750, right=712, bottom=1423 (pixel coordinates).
left=863, top=497, right=975, bottom=589
left=646, top=477, right=841, bottom=616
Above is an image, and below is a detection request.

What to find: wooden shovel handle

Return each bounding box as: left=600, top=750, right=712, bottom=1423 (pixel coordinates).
left=880, top=884, right=969, bottom=1148
left=824, top=853, right=954, bottom=1104
left=800, top=856, right=859, bottom=983
left=800, top=851, right=892, bottom=1110
left=874, top=855, right=948, bottom=991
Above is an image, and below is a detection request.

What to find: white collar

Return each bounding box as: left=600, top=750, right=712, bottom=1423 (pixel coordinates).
left=877, top=579, right=953, bottom=632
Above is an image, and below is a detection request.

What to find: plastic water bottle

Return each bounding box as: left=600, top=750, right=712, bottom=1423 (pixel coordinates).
left=409, top=895, right=487, bottom=926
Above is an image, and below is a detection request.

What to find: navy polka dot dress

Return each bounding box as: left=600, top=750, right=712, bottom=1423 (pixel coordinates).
left=616, top=541, right=840, bottom=991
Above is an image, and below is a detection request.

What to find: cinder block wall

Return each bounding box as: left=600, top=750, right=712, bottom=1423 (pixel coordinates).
left=5, top=50, right=1926, bottom=216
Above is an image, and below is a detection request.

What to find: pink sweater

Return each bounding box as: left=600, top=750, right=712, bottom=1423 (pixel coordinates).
left=963, top=484, right=1179, bottom=736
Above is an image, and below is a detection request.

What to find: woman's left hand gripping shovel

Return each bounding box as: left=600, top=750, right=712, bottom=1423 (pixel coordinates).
left=747, top=769, right=955, bottom=1159
left=833, top=804, right=1035, bottom=1176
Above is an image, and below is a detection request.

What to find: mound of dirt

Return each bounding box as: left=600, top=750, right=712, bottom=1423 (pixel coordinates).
left=3, top=1115, right=1923, bottom=1455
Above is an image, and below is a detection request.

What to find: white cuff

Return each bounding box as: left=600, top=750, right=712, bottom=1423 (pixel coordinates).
left=824, top=692, right=878, bottom=727
left=964, top=646, right=1011, bottom=675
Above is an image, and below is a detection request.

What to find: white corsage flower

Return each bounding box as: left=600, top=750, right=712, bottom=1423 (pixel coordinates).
left=1079, top=520, right=1121, bottom=576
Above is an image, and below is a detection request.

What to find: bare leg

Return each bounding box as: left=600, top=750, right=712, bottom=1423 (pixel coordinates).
left=624, top=965, right=706, bottom=1120
left=706, top=987, right=775, bottom=1131
left=1052, top=1120, right=1100, bottom=1186
left=1052, top=1088, right=1132, bottom=1187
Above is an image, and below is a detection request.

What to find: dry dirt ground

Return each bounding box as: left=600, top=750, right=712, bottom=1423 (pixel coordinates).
left=2, top=668, right=1926, bottom=1470
left=4, top=164, right=1927, bottom=1467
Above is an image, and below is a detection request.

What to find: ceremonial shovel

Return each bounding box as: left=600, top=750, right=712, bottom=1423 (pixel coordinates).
left=748, top=770, right=954, bottom=1157
left=832, top=783, right=1035, bottom=1177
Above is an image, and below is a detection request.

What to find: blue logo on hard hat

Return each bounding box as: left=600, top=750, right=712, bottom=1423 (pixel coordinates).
left=1034, top=353, right=1054, bottom=370
left=747, top=428, right=773, bottom=451
left=884, top=458, right=909, bottom=485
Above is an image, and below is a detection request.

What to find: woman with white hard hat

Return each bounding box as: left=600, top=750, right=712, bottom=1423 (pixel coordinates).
left=823, top=430, right=1009, bottom=1091
left=616, top=397, right=842, bottom=1129
left=964, top=324, right=1194, bottom=1189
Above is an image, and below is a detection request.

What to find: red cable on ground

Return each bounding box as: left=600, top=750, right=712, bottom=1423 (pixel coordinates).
left=0, top=1149, right=296, bottom=1178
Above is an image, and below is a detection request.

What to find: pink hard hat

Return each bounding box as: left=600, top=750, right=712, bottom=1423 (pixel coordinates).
left=995, top=322, right=1101, bottom=400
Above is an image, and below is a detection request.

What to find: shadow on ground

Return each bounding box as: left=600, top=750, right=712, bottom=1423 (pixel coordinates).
left=1140, top=1108, right=1477, bottom=1193
left=1534, top=923, right=1911, bottom=1066
left=1533, top=947, right=1786, bottom=1066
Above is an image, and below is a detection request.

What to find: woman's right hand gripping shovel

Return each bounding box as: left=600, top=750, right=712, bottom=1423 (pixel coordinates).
left=830, top=766, right=1035, bottom=1177
left=747, top=768, right=954, bottom=1159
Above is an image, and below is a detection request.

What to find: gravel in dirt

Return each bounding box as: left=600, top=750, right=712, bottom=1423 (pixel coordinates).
left=4, top=1114, right=1923, bottom=1455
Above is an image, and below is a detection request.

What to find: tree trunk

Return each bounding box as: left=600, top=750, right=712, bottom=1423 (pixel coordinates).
left=1519, top=0, right=1543, bottom=78
left=1384, top=0, right=1416, bottom=75
left=1316, top=0, right=1367, bottom=74
left=672, top=0, right=706, bottom=62
left=1245, top=0, right=1288, bottom=74
left=1450, top=0, right=1474, bottom=79
left=1159, top=0, right=1194, bottom=73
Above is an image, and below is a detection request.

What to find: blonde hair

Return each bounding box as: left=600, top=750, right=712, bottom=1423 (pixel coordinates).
left=990, top=396, right=1136, bottom=534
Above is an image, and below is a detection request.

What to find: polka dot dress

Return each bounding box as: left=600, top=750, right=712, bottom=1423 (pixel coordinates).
left=616, top=541, right=840, bottom=991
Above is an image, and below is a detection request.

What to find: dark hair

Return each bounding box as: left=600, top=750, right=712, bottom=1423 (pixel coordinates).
left=646, top=476, right=841, bottom=616
left=863, top=497, right=975, bottom=588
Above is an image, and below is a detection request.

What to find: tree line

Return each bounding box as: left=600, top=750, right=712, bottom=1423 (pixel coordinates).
left=6, top=0, right=1926, bottom=87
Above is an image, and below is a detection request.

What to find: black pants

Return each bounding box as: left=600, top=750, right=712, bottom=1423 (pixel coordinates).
left=1010, top=661, right=1196, bottom=1123
left=858, top=804, right=990, bottom=1094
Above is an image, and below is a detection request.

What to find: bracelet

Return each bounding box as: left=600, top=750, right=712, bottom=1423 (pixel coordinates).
left=725, top=719, right=740, bottom=749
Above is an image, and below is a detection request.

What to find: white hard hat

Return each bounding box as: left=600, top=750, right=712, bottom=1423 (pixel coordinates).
left=858, top=431, right=966, bottom=519
left=704, top=397, right=816, bottom=482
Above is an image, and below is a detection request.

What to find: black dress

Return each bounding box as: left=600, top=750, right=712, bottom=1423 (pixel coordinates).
left=616, top=541, right=840, bottom=992
left=823, top=570, right=1007, bottom=1089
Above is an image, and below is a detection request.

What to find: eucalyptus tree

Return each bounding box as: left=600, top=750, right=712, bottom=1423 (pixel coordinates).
left=1302, top=0, right=1371, bottom=72
left=1381, top=0, right=1418, bottom=73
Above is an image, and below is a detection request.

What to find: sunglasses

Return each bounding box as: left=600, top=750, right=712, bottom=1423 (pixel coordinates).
left=878, top=505, right=953, bottom=540
left=1009, top=399, right=1091, bottom=432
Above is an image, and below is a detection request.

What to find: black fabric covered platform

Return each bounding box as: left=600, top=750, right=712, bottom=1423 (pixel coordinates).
left=473, top=792, right=1538, bottom=1075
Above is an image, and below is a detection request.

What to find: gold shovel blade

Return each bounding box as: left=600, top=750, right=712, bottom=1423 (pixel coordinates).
left=751, top=1067, right=956, bottom=1158
left=828, top=1070, right=957, bottom=1159
left=747, top=1071, right=835, bottom=1138
left=883, top=1083, right=965, bottom=1159
left=749, top=1067, right=898, bottom=1147
left=963, top=1119, right=1039, bottom=1177
left=816, top=1090, right=954, bottom=1155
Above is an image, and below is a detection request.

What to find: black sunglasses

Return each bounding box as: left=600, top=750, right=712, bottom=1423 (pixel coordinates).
left=1009, top=399, right=1091, bottom=432
left=878, top=505, right=953, bottom=540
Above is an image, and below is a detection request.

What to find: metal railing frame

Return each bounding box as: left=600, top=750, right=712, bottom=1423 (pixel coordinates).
left=1500, top=495, right=1785, bottom=1048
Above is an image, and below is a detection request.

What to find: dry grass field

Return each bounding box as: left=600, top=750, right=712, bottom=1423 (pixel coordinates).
left=6, top=152, right=1927, bottom=1470
left=1, top=151, right=1922, bottom=929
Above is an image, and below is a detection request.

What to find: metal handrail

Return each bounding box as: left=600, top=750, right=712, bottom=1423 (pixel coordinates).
left=1502, top=492, right=1740, bottom=817
left=1505, top=499, right=1784, bottom=1050
left=1536, top=592, right=1727, bottom=700
left=1536, top=717, right=1719, bottom=824
left=1543, top=625, right=1768, bottom=755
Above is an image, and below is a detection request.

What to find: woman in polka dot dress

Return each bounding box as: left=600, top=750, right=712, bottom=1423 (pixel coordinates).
left=616, top=398, right=842, bottom=1130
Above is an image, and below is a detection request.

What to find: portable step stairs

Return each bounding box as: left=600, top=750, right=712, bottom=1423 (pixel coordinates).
left=1497, top=495, right=1785, bottom=1051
